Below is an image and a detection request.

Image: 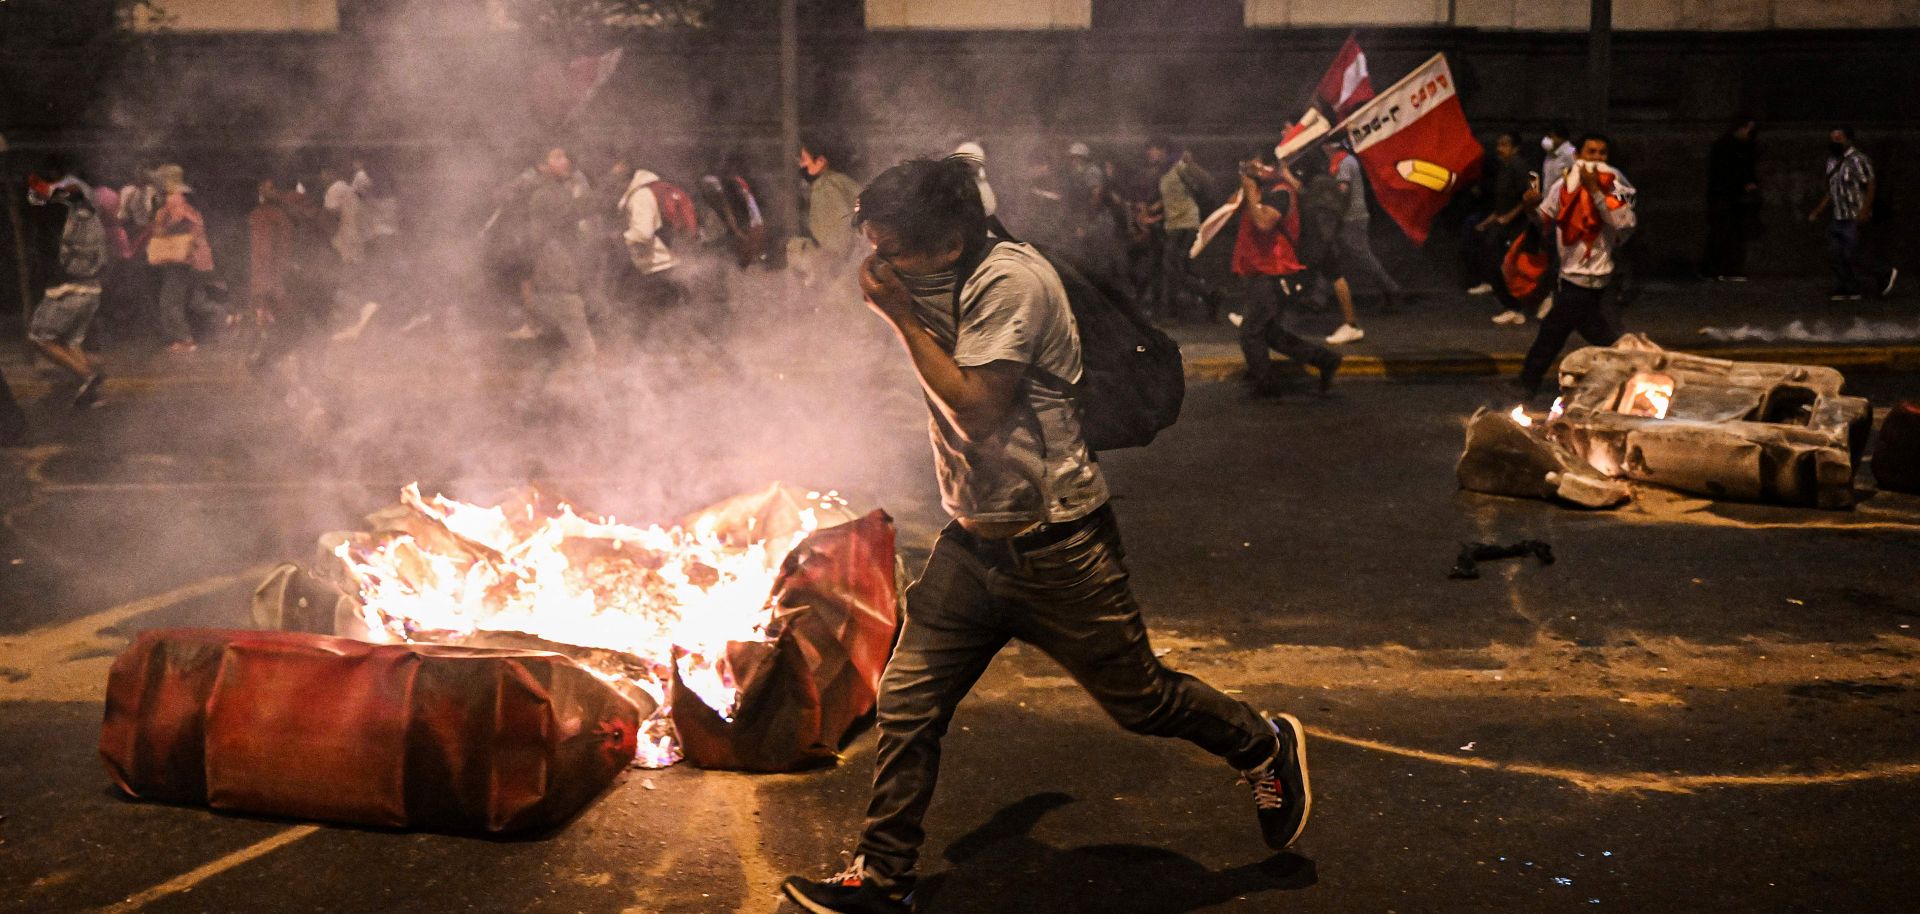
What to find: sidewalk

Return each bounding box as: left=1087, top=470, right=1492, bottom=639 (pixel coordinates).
left=1171, top=276, right=1920, bottom=380
left=3, top=278, right=1918, bottom=399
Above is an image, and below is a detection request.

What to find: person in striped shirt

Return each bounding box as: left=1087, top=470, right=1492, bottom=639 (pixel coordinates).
left=1809, top=127, right=1897, bottom=301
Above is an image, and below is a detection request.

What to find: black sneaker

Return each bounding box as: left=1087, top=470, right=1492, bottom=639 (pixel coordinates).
left=1241, top=714, right=1312, bottom=850
left=1315, top=355, right=1342, bottom=393
left=782, top=855, right=914, bottom=914
left=72, top=371, right=105, bottom=409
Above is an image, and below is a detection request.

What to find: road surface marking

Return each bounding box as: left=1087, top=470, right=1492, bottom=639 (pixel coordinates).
left=95, top=825, right=321, bottom=914
left=1309, top=727, right=1920, bottom=794
left=0, top=566, right=273, bottom=703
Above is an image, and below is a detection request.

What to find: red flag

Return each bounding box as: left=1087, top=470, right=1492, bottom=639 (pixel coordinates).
left=1344, top=54, right=1483, bottom=245
left=1315, top=35, right=1375, bottom=118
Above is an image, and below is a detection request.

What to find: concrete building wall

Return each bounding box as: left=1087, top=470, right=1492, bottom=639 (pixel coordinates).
left=139, top=0, right=339, bottom=32
left=865, top=0, right=1092, bottom=29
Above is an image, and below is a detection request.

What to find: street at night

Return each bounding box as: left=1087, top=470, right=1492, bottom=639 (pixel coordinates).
left=7, top=1, right=1920, bottom=912
left=6, top=351, right=1920, bottom=912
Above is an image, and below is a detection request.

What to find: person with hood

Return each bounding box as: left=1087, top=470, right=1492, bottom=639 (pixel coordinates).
left=950, top=141, right=997, bottom=218
left=1514, top=132, right=1638, bottom=397
left=147, top=164, right=219, bottom=354
left=613, top=157, right=685, bottom=314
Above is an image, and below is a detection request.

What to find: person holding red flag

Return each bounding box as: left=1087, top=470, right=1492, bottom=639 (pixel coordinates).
left=1513, top=133, right=1638, bottom=398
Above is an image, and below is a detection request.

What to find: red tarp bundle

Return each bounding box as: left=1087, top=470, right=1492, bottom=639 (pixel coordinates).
left=671, top=509, right=899, bottom=771
left=100, top=629, right=640, bottom=833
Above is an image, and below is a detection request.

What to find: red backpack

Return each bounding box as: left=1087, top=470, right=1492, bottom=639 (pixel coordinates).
left=647, top=180, right=700, bottom=244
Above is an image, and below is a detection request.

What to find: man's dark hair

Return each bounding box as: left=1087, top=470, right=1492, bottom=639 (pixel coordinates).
left=1250, top=144, right=1279, bottom=166
left=800, top=133, right=848, bottom=170
left=1146, top=135, right=1175, bottom=154
left=1498, top=130, right=1522, bottom=147
left=1577, top=132, right=1612, bottom=152
left=852, top=157, right=985, bottom=254
left=1835, top=125, right=1857, bottom=145
left=1546, top=122, right=1571, bottom=140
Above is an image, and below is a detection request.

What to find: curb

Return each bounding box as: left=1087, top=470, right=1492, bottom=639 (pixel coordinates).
left=1183, top=345, right=1920, bottom=382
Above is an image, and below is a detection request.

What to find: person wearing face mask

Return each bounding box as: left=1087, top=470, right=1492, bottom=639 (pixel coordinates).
left=1540, top=124, right=1576, bottom=193
left=1809, top=127, right=1897, bottom=301
left=1513, top=132, right=1637, bottom=398
left=791, top=135, right=864, bottom=288
left=780, top=157, right=1311, bottom=914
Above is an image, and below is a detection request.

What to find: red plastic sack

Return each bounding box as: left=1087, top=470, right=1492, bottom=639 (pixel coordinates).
left=671, top=509, right=899, bottom=771
left=1873, top=402, right=1920, bottom=494
left=100, top=629, right=640, bottom=833
left=1503, top=225, right=1550, bottom=304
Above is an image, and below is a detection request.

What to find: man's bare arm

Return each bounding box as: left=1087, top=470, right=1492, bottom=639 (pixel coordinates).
left=860, top=256, right=1023, bottom=443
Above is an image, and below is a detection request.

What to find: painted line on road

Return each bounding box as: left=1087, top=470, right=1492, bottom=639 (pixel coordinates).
left=94, top=824, right=321, bottom=914
left=1310, top=727, right=1920, bottom=795
left=0, top=566, right=273, bottom=703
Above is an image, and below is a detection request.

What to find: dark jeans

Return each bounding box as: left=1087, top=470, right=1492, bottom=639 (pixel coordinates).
left=1159, top=228, right=1215, bottom=323
left=1702, top=200, right=1750, bottom=277
left=1238, top=273, right=1337, bottom=386
left=1827, top=219, right=1893, bottom=295
left=0, top=370, right=25, bottom=445
left=1518, top=280, right=1621, bottom=394
left=858, top=505, right=1275, bottom=889
left=1335, top=219, right=1401, bottom=298
left=154, top=264, right=220, bottom=345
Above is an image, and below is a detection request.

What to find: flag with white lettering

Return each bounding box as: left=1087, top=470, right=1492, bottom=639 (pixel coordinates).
left=1343, top=53, right=1483, bottom=245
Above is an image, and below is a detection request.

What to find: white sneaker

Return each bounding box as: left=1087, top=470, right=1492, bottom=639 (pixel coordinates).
left=1884, top=267, right=1900, bottom=298
left=1325, top=323, right=1365, bottom=345
left=1227, top=312, right=1244, bottom=328
left=505, top=323, right=541, bottom=340
left=1492, top=309, right=1526, bottom=325
left=1535, top=295, right=1555, bottom=320
left=1466, top=283, right=1494, bottom=296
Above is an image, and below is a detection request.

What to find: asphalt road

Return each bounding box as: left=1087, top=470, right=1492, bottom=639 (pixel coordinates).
left=5, top=348, right=1920, bottom=914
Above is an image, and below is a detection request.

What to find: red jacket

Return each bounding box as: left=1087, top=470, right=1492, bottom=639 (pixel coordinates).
left=1232, top=182, right=1305, bottom=277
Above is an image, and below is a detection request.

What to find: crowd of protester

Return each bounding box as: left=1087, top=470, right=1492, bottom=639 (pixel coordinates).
left=0, top=119, right=1903, bottom=442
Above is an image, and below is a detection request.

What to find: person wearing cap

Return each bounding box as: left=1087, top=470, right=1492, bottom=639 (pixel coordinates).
left=149, top=164, right=219, bottom=354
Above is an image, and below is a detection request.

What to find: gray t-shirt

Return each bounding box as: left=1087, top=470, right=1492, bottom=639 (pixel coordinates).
left=901, top=242, right=1110, bottom=526
left=1335, top=154, right=1369, bottom=223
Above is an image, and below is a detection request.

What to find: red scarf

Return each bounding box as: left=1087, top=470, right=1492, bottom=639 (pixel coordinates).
left=1555, top=167, right=1618, bottom=251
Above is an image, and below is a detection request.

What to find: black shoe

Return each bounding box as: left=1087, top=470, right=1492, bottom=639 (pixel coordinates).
left=1242, top=714, right=1312, bottom=851
left=72, top=371, right=105, bottom=409
left=782, top=855, right=914, bottom=914
left=1315, top=355, right=1342, bottom=393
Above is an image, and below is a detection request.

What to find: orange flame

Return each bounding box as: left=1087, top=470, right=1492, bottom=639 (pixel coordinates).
left=1618, top=373, right=1675, bottom=419
left=334, top=484, right=845, bottom=767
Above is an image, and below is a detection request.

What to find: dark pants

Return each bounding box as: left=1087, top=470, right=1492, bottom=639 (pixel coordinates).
left=1702, top=200, right=1750, bottom=278
left=1518, top=280, right=1621, bottom=393
left=1238, top=274, right=1337, bottom=386
left=858, top=505, right=1275, bottom=889
left=1335, top=219, right=1401, bottom=299
left=1159, top=228, right=1213, bottom=323
left=1473, top=221, right=1522, bottom=310
left=1827, top=219, right=1893, bottom=296
left=154, top=264, right=219, bottom=345
left=0, top=371, right=25, bottom=446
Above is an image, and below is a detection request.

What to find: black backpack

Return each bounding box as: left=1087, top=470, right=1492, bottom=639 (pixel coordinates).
left=958, top=224, right=1185, bottom=451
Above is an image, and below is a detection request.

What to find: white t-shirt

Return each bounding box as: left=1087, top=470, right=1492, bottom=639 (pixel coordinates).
left=323, top=180, right=365, bottom=263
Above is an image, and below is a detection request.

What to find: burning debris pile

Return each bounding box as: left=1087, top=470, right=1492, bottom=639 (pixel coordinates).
left=252, top=483, right=900, bottom=770
left=1460, top=338, right=1873, bottom=509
